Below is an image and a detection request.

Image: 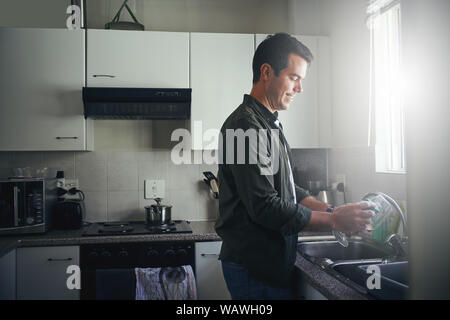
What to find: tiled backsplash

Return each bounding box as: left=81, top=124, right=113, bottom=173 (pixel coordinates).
left=0, top=151, right=218, bottom=223
left=290, top=149, right=328, bottom=190
left=0, top=149, right=328, bottom=222
left=3, top=148, right=406, bottom=222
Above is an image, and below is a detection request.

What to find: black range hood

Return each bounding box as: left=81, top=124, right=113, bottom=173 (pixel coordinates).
left=82, top=87, right=191, bottom=120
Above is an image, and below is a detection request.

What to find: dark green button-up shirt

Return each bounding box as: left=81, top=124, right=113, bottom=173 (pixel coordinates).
left=215, top=94, right=312, bottom=288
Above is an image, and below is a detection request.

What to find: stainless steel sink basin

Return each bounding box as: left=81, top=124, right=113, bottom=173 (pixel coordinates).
left=359, top=261, right=409, bottom=299
left=298, top=240, right=392, bottom=262
left=331, top=261, right=409, bottom=299
left=297, top=239, right=407, bottom=299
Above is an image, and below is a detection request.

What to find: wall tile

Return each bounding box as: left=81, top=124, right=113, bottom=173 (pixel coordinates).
left=290, top=148, right=328, bottom=190
left=165, top=188, right=199, bottom=221
left=107, top=190, right=141, bottom=222
left=75, top=151, right=107, bottom=192
left=43, top=152, right=75, bottom=179
left=328, top=146, right=407, bottom=204
left=10, top=152, right=44, bottom=170
left=137, top=150, right=169, bottom=191
left=107, top=152, right=138, bottom=191
left=197, top=181, right=219, bottom=221
left=0, top=152, right=12, bottom=168
left=83, top=191, right=107, bottom=223
left=167, top=162, right=200, bottom=191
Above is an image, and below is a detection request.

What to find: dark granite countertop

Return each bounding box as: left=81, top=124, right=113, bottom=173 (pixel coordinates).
left=294, top=251, right=369, bottom=300
left=0, top=220, right=221, bottom=258
left=0, top=221, right=365, bottom=300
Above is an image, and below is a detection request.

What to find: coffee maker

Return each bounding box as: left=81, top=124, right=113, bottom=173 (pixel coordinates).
left=52, top=171, right=85, bottom=230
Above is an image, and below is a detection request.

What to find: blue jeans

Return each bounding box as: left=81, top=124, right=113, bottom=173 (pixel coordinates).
left=221, top=261, right=294, bottom=300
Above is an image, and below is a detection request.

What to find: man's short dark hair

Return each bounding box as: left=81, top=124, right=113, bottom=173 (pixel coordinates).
left=252, top=33, right=314, bottom=84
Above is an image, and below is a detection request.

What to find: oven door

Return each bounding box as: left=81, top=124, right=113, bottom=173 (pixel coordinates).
left=80, top=241, right=195, bottom=300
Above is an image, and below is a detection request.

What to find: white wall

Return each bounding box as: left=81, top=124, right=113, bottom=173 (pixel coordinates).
left=0, top=0, right=69, bottom=28
left=402, top=0, right=450, bottom=299
left=321, top=0, right=371, bottom=148
left=328, top=146, right=407, bottom=204
left=87, top=0, right=289, bottom=33
left=315, top=0, right=407, bottom=208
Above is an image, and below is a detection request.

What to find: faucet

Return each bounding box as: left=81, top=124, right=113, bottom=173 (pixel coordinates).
left=364, top=192, right=408, bottom=258
left=378, top=192, right=408, bottom=237
left=378, top=193, right=408, bottom=258
left=385, top=233, right=408, bottom=258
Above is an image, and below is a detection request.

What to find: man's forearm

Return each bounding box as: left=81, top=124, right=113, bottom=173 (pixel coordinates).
left=300, top=196, right=334, bottom=232
left=300, top=196, right=330, bottom=212
left=302, top=211, right=334, bottom=232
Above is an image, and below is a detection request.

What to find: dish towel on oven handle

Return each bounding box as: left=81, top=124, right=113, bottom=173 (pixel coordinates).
left=135, top=265, right=197, bottom=300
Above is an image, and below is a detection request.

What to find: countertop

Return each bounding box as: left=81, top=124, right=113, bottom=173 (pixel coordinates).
left=0, top=221, right=367, bottom=300
left=0, top=220, right=220, bottom=257
left=294, top=253, right=368, bottom=300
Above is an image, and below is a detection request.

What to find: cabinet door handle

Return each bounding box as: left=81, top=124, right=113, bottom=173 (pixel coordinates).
left=200, top=253, right=219, bottom=258
left=93, top=74, right=115, bottom=78
left=47, top=258, right=73, bottom=262
left=13, top=186, right=19, bottom=227
left=55, top=137, right=78, bottom=140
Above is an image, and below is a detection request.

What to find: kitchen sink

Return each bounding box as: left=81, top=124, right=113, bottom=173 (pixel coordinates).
left=297, top=240, right=393, bottom=262
left=332, top=261, right=409, bottom=300
left=297, top=239, right=409, bottom=299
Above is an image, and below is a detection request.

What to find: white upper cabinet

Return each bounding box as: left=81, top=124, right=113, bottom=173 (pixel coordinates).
left=0, top=28, right=90, bottom=151
left=87, top=30, right=189, bottom=88
left=190, top=32, right=254, bottom=150
left=255, top=34, right=331, bottom=148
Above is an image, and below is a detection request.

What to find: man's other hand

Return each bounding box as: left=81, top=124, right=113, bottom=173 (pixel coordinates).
left=330, top=202, right=375, bottom=232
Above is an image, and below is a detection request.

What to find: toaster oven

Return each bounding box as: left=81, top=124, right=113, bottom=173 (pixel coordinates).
left=0, top=178, right=57, bottom=235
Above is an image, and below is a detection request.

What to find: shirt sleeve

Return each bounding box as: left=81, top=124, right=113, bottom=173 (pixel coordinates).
left=295, top=184, right=311, bottom=203
left=224, top=117, right=312, bottom=235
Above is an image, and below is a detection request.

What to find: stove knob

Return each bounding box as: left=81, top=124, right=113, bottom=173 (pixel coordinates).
left=118, top=250, right=129, bottom=257
left=147, top=249, right=159, bottom=257
left=164, top=249, right=175, bottom=257
left=101, top=250, right=112, bottom=257
left=176, top=249, right=188, bottom=257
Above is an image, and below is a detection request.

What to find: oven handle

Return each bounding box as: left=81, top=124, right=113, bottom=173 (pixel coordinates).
left=200, top=253, right=219, bottom=258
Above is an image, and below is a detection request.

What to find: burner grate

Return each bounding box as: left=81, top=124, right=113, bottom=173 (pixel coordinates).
left=82, top=220, right=192, bottom=236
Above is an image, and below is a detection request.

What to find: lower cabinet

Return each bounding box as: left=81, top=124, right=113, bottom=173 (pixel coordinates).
left=195, top=241, right=231, bottom=300
left=0, top=249, right=16, bottom=300
left=16, top=246, right=80, bottom=300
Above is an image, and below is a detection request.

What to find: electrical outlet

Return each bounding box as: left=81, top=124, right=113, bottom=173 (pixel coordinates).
left=144, top=180, right=165, bottom=199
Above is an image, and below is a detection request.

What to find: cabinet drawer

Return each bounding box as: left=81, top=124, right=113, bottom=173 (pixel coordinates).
left=17, top=246, right=80, bottom=300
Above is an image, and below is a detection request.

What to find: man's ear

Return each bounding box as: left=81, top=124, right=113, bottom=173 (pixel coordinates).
left=260, top=63, right=273, bottom=81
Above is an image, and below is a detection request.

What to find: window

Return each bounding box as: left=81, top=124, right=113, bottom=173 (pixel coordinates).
left=367, top=0, right=406, bottom=173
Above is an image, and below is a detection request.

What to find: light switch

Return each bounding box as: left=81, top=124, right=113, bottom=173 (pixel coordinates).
left=144, top=180, right=165, bottom=199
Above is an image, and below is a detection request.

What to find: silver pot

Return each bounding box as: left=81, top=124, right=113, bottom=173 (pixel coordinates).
left=145, top=198, right=172, bottom=225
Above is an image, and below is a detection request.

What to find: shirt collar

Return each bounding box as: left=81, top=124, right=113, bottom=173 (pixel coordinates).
left=243, top=94, right=279, bottom=126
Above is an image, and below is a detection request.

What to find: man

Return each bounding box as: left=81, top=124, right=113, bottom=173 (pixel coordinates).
left=215, top=33, right=374, bottom=300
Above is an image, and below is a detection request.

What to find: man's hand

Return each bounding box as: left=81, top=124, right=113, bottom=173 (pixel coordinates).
left=330, top=201, right=375, bottom=233
left=300, top=196, right=329, bottom=211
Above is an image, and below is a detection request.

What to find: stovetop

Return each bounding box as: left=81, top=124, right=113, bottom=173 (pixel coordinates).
left=82, top=220, right=192, bottom=236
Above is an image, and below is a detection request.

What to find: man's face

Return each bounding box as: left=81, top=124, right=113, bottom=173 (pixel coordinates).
left=265, top=53, right=308, bottom=112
